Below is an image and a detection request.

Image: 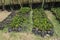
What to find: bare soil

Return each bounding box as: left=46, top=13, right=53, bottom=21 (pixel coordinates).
left=0, top=10, right=11, bottom=22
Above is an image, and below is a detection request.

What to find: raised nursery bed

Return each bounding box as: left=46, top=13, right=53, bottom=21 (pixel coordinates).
left=32, top=8, right=54, bottom=37
left=8, top=7, right=31, bottom=32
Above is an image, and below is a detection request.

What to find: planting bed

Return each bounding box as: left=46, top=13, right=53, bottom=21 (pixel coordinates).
left=32, top=8, right=54, bottom=37
left=0, top=11, right=16, bottom=30
left=51, top=8, right=60, bottom=23
left=8, top=7, right=31, bottom=32
left=0, top=7, right=54, bottom=37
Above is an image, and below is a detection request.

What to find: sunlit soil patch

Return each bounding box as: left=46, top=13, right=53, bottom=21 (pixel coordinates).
left=0, top=10, right=11, bottom=22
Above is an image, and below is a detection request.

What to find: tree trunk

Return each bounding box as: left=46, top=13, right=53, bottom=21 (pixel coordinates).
left=52, top=0, right=55, bottom=8
left=10, top=0, right=13, bottom=11
left=18, top=0, right=22, bottom=8
left=12, top=0, right=14, bottom=10
left=2, top=0, right=5, bottom=10
left=29, top=0, right=32, bottom=10
left=42, top=0, right=44, bottom=8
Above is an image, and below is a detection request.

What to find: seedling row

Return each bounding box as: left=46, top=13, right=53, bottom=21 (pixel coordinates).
left=32, top=8, right=54, bottom=37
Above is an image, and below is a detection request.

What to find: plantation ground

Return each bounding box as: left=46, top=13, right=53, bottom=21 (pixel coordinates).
left=0, top=31, right=60, bottom=40
left=0, top=10, right=60, bottom=40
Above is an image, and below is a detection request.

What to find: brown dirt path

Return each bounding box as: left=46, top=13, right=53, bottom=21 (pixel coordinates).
left=44, top=10, right=60, bottom=40
left=0, top=10, right=11, bottom=22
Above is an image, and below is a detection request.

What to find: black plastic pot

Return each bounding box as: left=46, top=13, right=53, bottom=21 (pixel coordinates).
left=41, top=31, right=47, bottom=37
left=47, top=29, right=54, bottom=36
left=13, top=27, right=17, bottom=31
left=17, top=27, right=22, bottom=32
left=34, top=28, right=38, bottom=35
left=37, top=29, right=42, bottom=35
left=0, top=26, right=4, bottom=30
left=8, top=27, right=13, bottom=32
left=10, top=26, right=23, bottom=32
left=32, top=28, right=36, bottom=33
left=32, top=28, right=48, bottom=37
left=0, top=24, right=4, bottom=30
left=32, top=28, right=39, bottom=35
left=0, top=27, right=4, bottom=30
